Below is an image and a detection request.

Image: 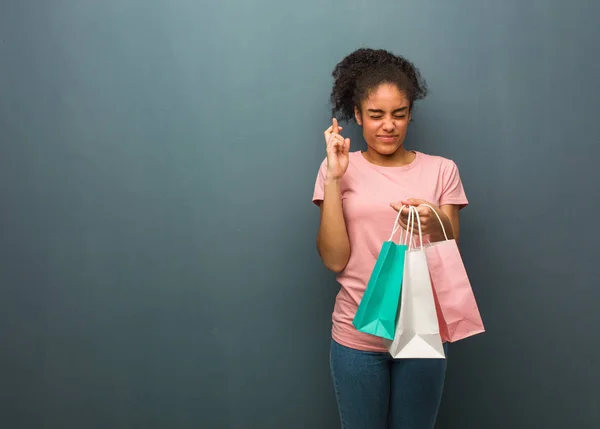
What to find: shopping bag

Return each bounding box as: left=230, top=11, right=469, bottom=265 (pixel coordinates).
left=387, top=206, right=446, bottom=359
left=419, top=204, right=485, bottom=342
left=352, top=207, right=408, bottom=340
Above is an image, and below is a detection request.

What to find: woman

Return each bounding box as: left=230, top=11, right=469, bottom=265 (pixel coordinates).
left=312, top=48, right=469, bottom=429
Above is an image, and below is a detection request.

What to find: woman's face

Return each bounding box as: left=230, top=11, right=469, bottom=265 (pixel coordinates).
left=354, top=83, right=411, bottom=155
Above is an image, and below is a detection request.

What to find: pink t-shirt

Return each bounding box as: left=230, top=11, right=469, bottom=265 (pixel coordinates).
left=312, top=150, right=469, bottom=352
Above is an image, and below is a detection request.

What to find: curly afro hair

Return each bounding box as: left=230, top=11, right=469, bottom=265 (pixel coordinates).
left=329, top=48, right=428, bottom=122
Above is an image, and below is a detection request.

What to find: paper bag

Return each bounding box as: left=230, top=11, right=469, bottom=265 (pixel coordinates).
left=353, top=208, right=407, bottom=340
left=387, top=206, right=446, bottom=359
left=420, top=204, right=485, bottom=342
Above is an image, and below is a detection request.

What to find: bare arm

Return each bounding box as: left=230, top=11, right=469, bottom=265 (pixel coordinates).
left=439, top=204, right=461, bottom=244
left=316, top=178, right=350, bottom=272
left=316, top=118, right=351, bottom=272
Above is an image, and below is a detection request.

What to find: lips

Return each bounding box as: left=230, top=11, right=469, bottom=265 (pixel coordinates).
left=377, top=135, right=398, bottom=142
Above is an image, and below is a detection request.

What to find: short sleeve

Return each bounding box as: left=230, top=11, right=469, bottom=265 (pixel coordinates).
left=439, top=159, right=469, bottom=209
left=312, top=157, right=327, bottom=206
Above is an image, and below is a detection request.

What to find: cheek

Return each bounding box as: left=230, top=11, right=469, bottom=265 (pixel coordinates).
left=362, top=120, right=381, bottom=134
left=395, top=120, right=410, bottom=133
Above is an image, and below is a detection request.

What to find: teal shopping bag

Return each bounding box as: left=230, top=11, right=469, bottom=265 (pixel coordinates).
left=352, top=207, right=410, bottom=340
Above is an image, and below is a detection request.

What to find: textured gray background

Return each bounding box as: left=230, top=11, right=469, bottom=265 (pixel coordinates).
left=1, top=0, right=599, bottom=428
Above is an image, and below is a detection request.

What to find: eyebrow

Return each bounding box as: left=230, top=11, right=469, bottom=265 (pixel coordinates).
left=367, top=107, right=408, bottom=114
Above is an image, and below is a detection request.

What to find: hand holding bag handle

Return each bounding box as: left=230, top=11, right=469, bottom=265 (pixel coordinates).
left=417, top=203, right=449, bottom=243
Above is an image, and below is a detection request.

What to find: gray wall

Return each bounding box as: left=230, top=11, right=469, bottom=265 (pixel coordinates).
left=1, top=1, right=599, bottom=428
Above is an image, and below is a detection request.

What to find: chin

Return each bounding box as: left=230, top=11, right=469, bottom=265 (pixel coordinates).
left=373, top=144, right=401, bottom=155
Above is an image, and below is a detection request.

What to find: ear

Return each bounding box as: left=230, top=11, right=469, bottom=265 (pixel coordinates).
left=354, top=106, right=362, bottom=126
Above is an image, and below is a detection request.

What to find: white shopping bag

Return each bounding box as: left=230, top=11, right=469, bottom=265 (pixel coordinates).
left=386, top=206, right=446, bottom=359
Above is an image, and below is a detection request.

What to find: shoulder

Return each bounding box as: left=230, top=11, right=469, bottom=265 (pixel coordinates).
left=416, top=152, right=468, bottom=205
left=415, top=151, right=462, bottom=177
left=416, top=151, right=458, bottom=169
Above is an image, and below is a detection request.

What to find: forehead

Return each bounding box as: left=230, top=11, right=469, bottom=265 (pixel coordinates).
left=363, top=84, right=409, bottom=109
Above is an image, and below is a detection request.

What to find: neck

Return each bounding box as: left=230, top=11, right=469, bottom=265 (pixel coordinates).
left=363, top=146, right=416, bottom=167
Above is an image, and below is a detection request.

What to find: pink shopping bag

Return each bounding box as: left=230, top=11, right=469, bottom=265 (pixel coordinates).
left=420, top=204, right=485, bottom=343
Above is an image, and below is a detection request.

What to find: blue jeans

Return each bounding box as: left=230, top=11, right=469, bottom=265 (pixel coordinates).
left=329, top=339, right=448, bottom=429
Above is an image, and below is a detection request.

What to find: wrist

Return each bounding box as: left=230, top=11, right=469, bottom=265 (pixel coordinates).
left=324, top=173, right=342, bottom=184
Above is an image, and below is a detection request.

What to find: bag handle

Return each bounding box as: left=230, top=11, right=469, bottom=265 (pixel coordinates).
left=390, top=205, right=422, bottom=248
left=401, top=205, right=416, bottom=248
left=407, top=206, right=424, bottom=250
left=388, top=205, right=408, bottom=243
left=391, top=204, right=444, bottom=248
left=418, top=203, right=449, bottom=241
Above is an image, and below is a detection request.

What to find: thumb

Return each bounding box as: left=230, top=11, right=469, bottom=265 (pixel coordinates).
left=390, top=202, right=410, bottom=213
left=343, top=138, right=350, bottom=153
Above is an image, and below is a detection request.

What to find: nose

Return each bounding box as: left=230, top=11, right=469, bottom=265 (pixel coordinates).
left=382, top=119, right=395, bottom=132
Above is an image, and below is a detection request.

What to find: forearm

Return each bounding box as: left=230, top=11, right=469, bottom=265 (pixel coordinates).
left=317, top=179, right=350, bottom=272
left=430, top=205, right=459, bottom=243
